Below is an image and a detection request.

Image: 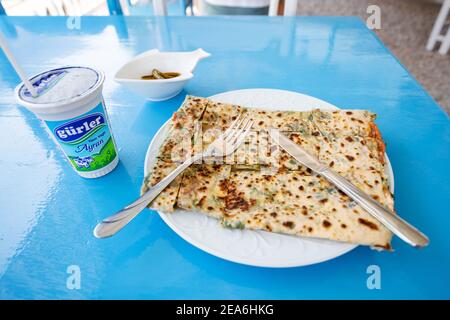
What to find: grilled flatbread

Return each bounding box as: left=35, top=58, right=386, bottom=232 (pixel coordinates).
left=142, top=95, right=394, bottom=249
left=177, top=164, right=230, bottom=219
left=141, top=158, right=183, bottom=212
left=221, top=169, right=391, bottom=249
left=158, top=96, right=207, bottom=162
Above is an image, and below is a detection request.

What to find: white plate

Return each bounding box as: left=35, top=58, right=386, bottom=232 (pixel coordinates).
left=144, top=89, right=394, bottom=268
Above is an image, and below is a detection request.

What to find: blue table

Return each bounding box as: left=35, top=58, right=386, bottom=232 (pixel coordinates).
left=0, top=16, right=449, bottom=300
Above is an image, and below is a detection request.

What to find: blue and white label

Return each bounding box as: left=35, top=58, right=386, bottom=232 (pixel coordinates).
left=54, top=113, right=106, bottom=144
left=45, top=103, right=117, bottom=172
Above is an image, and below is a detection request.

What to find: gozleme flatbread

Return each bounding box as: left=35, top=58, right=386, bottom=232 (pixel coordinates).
left=176, top=164, right=231, bottom=219
left=141, top=158, right=183, bottom=212
left=199, top=98, right=376, bottom=136
left=158, top=96, right=207, bottom=162
left=200, top=129, right=319, bottom=169
left=158, top=96, right=381, bottom=166
left=308, top=109, right=376, bottom=137
left=142, top=95, right=394, bottom=250
left=221, top=170, right=392, bottom=249
left=201, top=100, right=244, bottom=132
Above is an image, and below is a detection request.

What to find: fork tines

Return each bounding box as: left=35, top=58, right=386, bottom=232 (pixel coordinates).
left=224, top=113, right=252, bottom=143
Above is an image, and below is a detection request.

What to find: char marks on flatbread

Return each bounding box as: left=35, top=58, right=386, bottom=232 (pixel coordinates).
left=221, top=170, right=391, bottom=249
left=141, top=158, right=183, bottom=212
left=177, top=164, right=230, bottom=219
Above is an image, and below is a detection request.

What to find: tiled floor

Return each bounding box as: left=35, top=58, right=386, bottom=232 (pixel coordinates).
left=298, top=0, right=450, bottom=114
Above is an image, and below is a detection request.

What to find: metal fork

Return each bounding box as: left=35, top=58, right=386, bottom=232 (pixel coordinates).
left=93, top=113, right=254, bottom=238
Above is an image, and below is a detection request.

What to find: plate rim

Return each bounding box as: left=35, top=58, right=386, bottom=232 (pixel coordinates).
left=143, top=88, right=394, bottom=268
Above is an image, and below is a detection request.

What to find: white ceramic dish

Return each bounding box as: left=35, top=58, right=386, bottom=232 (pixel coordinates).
left=144, top=89, right=395, bottom=268
left=115, top=49, right=210, bottom=101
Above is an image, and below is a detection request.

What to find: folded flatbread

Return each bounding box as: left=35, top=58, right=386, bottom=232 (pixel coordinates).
left=142, top=96, right=394, bottom=250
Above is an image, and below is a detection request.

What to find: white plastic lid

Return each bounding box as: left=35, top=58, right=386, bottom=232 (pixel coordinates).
left=17, top=66, right=103, bottom=106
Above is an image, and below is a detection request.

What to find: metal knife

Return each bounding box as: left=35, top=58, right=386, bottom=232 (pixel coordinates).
left=268, top=128, right=429, bottom=248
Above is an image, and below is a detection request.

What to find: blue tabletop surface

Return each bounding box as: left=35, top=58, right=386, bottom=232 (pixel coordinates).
left=0, top=16, right=449, bottom=300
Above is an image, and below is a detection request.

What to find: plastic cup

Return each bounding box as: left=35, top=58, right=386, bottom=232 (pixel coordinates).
left=15, top=66, right=119, bottom=178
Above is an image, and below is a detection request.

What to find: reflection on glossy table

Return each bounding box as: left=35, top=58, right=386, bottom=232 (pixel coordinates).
left=0, top=16, right=449, bottom=299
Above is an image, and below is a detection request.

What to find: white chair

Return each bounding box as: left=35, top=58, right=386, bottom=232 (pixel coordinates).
left=27, top=0, right=103, bottom=16
left=426, top=0, right=450, bottom=55
left=153, top=0, right=167, bottom=15
left=32, top=0, right=63, bottom=15
left=269, top=0, right=297, bottom=16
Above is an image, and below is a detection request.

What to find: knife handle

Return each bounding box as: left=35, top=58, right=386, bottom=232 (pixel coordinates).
left=321, top=168, right=429, bottom=248
left=93, top=153, right=202, bottom=238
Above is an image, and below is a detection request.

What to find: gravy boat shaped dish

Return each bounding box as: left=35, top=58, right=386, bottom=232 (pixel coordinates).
left=114, top=48, right=211, bottom=101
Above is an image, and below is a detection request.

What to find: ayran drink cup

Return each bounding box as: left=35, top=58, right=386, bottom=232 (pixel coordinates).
left=15, top=66, right=119, bottom=178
